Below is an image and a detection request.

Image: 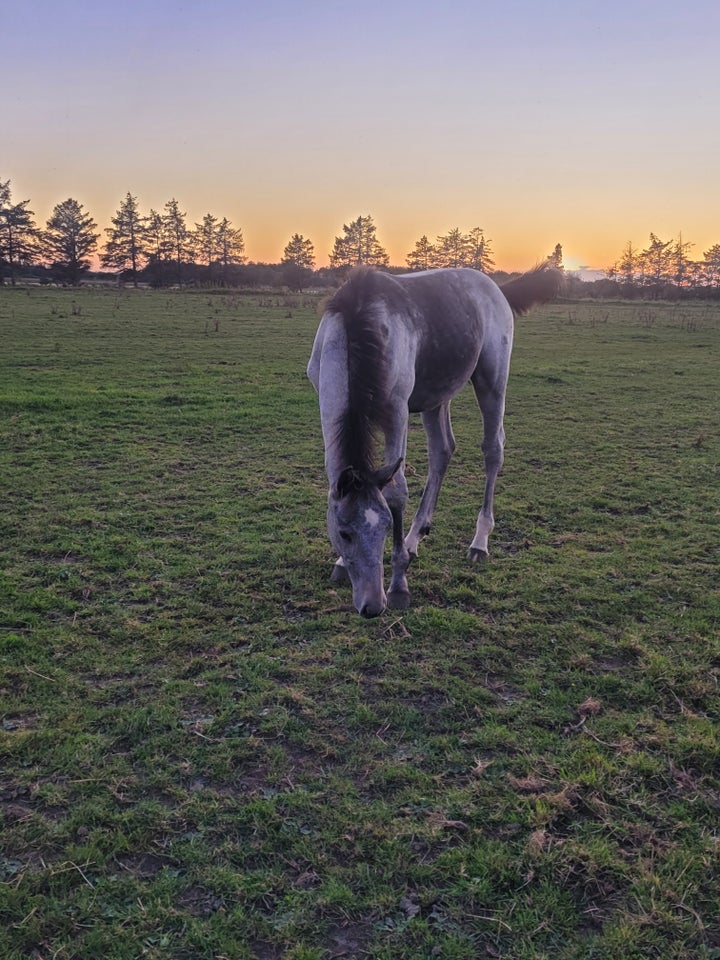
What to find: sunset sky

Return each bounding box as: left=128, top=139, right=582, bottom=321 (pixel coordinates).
left=4, top=0, right=719, bottom=272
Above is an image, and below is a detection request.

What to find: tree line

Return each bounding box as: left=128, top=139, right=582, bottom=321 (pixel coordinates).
left=3, top=176, right=720, bottom=296
left=0, top=181, right=315, bottom=289
left=0, top=181, right=495, bottom=289
left=606, top=234, right=720, bottom=292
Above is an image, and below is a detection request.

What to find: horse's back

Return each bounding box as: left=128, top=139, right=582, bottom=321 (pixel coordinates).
left=308, top=267, right=513, bottom=414
left=394, top=269, right=513, bottom=411
left=395, top=267, right=510, bottom=327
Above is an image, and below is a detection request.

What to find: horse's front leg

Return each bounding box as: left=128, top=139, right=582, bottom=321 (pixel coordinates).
left=330, top=557, right=349, bottom=583
left=387, top=493, right=411, bottom=609
left=382, top=413, right=412, bottom=609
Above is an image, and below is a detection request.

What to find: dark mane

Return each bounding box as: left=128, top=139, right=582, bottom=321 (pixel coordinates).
left=328, top=268, right=396, bottom=478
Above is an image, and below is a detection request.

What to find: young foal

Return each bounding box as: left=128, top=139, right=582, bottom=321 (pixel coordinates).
left=307, top=265, right=561, bottom=617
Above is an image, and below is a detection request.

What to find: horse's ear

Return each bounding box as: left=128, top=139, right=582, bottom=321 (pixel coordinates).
left=334, top=466, right=360, bottom=499
left=373, top=457, right=403, bottom=489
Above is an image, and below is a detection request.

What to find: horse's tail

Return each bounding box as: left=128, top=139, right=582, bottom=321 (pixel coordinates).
left=500, top=263, right=563, bottom=316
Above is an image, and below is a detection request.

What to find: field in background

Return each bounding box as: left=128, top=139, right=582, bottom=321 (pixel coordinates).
left=1, top=288, right=718, bottom=959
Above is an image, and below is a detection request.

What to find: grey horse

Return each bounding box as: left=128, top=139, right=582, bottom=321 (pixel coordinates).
left=307, top=264, right=562, bottom=617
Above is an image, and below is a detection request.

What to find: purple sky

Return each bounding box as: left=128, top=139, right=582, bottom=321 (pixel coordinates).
left=4, top=0, right=719, bottom=269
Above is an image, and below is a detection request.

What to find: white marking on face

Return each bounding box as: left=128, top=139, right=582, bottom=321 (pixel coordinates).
left=364, top=507, right=381, bottom=528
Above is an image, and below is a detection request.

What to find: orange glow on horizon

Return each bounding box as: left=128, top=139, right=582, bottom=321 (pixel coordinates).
left=23, top=180, right=720, bottom=279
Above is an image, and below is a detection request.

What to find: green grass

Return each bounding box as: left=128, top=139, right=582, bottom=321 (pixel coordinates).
left=1, top=288, right=718, bottom=959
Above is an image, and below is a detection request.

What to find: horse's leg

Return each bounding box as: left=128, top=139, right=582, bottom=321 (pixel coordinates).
left=387, top=506, right=411, bottom=609
left=468, top=372, right=506, bottom=561
left=383, top=416, right=411, bottom=609
left=405, top=403, right=455, bottom=558
left=331, top=557, right=349, bottom=583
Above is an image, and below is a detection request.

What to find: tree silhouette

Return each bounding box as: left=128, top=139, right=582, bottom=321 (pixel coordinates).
left=610, top=241, right=639, bottom=285
left=162, top=199, right=192, bottom=280
left=283, top=233, right=315, bottom=269
left=672, top=234, right=694, bottom=287
left=406, top=235, right=435, bottom=271
left=467, top=227, right=495, bottom=272
left=434, top=227, right=469, bottom=268
left=101, top=192, right=147, bottom=285
left=639, top=234, right=673, bottom=287
left=145, top=209, right=166, bottom=261
left=0, top=178, right=38, bottom=285
left=215, top=218, right=246, bottom=283
left=427, top=227, right=495, bottom=270
left=703, top=244, right=720, bottom=287
left=282, top=233, right=315, bottom=291
left=329, top=215, right=388, bottom=271
left=194, top=213, right=220, bottom=271
left=548, top=243, right=563, bottom=269
left=43, top=198, right=98, bottom=285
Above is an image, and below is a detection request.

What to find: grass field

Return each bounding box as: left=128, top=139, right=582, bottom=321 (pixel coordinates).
left=1, top=286, right=718, bottom=959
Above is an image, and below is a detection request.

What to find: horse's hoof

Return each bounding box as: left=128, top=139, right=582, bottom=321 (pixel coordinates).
left=388, top=589, right=412, bottom=610
left=468, top=547, right=489, bottom=563
left=331, top=564, right=350, bottom=584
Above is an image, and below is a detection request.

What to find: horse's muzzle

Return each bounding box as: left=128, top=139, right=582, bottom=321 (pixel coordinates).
left=359, top=600, right=386, bottom=618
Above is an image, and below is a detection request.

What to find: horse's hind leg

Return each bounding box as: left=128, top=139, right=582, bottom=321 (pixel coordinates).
left=405, top=403, right=456, bottom=558
left=468, top=373, right=507, bottom=561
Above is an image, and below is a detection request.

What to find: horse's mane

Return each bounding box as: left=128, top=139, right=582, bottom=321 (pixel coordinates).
left=327, top=268, right=396, bottom=479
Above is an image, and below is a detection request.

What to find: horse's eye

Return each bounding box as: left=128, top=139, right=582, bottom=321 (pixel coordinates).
left=340, top=531, right=353, bottom=543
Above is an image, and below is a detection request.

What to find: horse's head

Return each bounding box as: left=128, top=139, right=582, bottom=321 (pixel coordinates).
left=327, top=460, right=401, bottom=617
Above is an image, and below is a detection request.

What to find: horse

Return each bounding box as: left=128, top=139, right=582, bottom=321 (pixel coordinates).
left=307, top=264, right=562, bottom=617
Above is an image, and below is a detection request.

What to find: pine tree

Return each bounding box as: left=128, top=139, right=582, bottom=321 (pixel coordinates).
left=613, top=241, right=638, bottom=285
left=329, top=215, right=389, bottom=270
left=101, top=192, right=147, bottom=284
left=0, top=178, right=38, bottom=285
left=145, top=209, right=166, bottom=261
left=282, top=233, right=315, bottom=269
left=672, top=234, right=694, bottom=287
left=433, top=228, right=469, bottom=268
left=406, top=235, right=436, bottom=271
left=467, top=227, right=495, bottom=272
left=194, top=213, right=220, bottom=270
left=547, top=243, right=563, bottom=269
left=215, top=218, right=246, bottom=283
left=282, top=233, right=315, bottom=291
left=162, top=199, right=191, bottom=280
left=703, top=244, right=720, bottom=287
left=43, top=198, right=98, bottom=285
left=639, top=234, right=673, bottom=287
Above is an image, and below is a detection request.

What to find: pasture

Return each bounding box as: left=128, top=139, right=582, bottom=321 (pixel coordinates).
left=1, top=287, right=718, bottom=960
